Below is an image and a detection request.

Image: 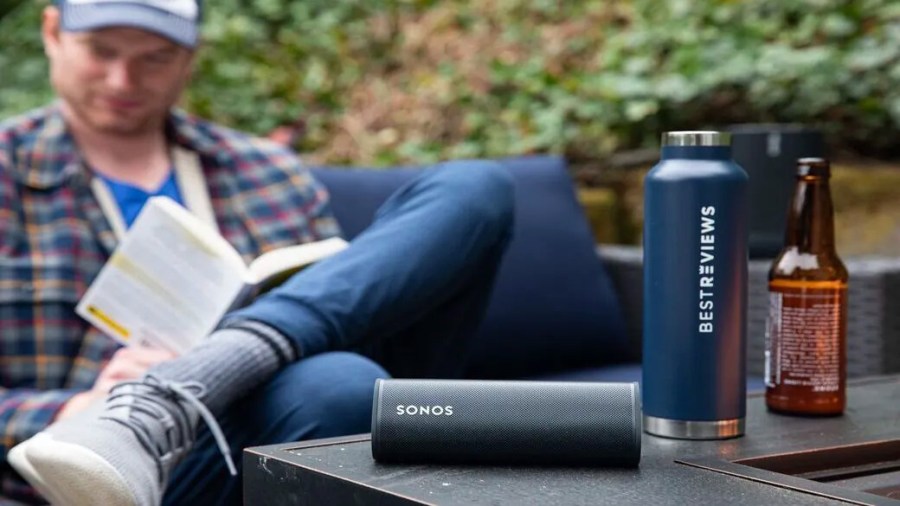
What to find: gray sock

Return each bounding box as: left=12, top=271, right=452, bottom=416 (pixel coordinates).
left=149, top=319, right=297, bottom=413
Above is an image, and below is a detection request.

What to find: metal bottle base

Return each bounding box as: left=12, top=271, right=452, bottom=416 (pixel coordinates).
left=643, top=415, right=745, bottom=440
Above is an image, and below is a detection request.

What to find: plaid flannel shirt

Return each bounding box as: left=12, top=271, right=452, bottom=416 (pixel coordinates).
left=0, top=104, right=340, bottom=503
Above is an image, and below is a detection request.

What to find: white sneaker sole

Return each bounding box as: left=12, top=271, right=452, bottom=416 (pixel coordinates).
left=21, top=433, right=137, bottom=506
left=7, top=438, right=64, bottom=505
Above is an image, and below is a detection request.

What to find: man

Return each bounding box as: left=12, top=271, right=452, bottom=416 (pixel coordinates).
left=0, top=1, right=513, bottom=504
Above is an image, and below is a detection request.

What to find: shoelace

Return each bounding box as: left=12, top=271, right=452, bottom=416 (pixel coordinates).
left=102, top=375, right=237, bottom=483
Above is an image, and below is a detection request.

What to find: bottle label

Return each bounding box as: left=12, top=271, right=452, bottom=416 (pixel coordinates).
left=765, top=282, right=847, bottom=391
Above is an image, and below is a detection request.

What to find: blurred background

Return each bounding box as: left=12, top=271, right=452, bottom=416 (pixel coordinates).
left=2, top=0, right=899, bottom=255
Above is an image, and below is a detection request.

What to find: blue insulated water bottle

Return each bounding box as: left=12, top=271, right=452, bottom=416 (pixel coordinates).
left=642, top=131, right=748, bottom=440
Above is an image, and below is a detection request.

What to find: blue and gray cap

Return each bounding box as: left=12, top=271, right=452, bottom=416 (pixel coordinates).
left=57, top=0, right=202, bottom=48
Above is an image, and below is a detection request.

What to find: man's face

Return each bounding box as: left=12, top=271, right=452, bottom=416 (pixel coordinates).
left=42, top=7, right=195, bottom=137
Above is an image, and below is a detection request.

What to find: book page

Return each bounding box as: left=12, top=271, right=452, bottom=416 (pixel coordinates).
left=248, top=236, right=349, bottom=293
left=77, top=197, right=251, bottom=354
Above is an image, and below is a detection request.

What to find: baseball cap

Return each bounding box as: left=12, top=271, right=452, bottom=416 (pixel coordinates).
left=57, top=0, right=202, bottom=48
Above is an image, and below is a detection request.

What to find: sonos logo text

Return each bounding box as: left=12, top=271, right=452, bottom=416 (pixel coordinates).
left=395, top=405, right=454, bottom=416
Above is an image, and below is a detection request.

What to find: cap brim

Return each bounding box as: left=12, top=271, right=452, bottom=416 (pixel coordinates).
left=60, top=3, right=198, bottom=48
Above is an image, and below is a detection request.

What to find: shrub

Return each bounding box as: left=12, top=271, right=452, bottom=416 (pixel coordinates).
left=1, top=0, right=898, bottom=165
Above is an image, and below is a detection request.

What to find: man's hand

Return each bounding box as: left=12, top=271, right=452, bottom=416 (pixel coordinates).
left=56, top=346, right=175, bottom=421
left=92, top=346, right=176, bottom=393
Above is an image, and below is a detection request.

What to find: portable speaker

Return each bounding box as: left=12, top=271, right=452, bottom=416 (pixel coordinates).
left=371, top=379, right=641, bottom=466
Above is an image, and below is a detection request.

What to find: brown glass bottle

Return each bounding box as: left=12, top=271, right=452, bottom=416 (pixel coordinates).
left=765, top=158, right=848, bottom=415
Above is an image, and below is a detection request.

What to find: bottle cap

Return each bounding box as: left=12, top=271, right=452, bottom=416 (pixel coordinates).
left=662, top=131, right=730, bottom=147
left=797, top=157, right=830, bottom=177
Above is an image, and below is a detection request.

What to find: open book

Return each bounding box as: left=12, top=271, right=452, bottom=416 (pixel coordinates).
left=76, top=196, right=349, bottom=354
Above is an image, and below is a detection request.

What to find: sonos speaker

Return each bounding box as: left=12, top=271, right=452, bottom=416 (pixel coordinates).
left=371, top=379, right=641, bottom=466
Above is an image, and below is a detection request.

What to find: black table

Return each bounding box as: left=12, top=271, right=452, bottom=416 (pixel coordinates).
left=244, top=376, right=900, bottom=505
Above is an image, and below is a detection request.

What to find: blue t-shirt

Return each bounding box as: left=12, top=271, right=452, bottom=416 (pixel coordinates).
left=98, top=171, right=185, bottom=228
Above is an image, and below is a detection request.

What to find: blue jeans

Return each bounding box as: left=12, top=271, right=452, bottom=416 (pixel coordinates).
left=163, top=162, right=514, bottom=505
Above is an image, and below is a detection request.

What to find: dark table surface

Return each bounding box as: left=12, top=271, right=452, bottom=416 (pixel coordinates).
left=244, top=376, right=900, bottom=505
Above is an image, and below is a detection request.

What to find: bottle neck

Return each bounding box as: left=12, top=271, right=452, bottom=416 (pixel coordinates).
left=783, top=175, right=836, bottom=254
left=660, top=146, right=731, bottom=160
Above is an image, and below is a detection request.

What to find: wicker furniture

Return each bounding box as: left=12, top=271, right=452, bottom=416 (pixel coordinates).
left=600, top=245, right=900, bottom=377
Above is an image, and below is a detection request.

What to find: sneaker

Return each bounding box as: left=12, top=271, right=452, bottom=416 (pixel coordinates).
left=8, top=376, right=235, bottom=506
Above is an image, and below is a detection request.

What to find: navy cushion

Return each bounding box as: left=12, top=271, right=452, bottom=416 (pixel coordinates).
left=536, top=363, right=643, bottom=384
left=310, top=156, right=629, bottom=378
left=534, top=365, right=766, bottom=394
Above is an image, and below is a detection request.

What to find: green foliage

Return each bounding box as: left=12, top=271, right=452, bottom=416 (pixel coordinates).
left=0, top=1, right=54, bottom=115
left=1, top=0, right=898, bottom=165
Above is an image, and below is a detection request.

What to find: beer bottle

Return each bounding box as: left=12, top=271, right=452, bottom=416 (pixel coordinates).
left=765, top=158, right=848, bottom=415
